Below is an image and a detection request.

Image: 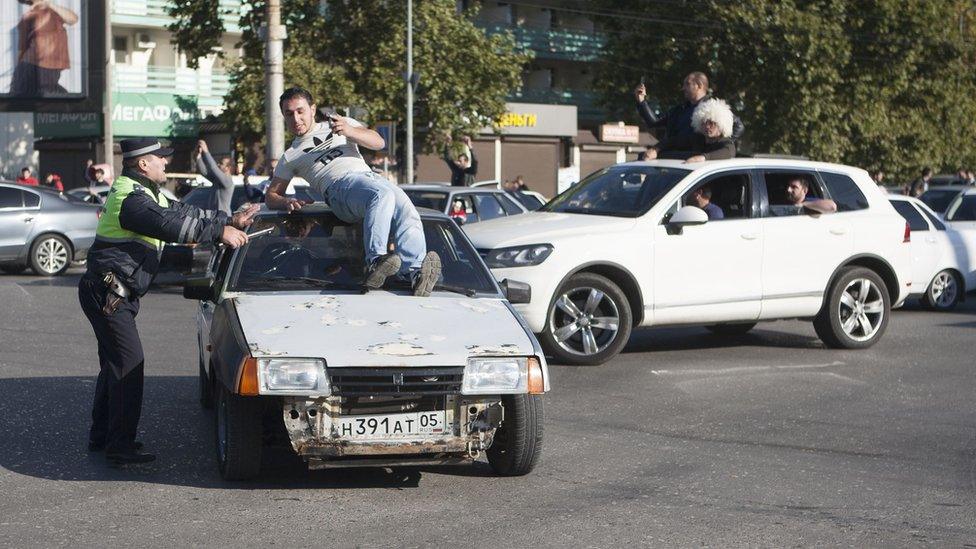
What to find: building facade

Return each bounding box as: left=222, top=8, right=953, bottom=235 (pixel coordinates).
left=415, top=0, right=654, bottom=198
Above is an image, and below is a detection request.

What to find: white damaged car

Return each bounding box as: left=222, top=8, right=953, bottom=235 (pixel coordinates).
left=184, top=205, right=549, bottom=480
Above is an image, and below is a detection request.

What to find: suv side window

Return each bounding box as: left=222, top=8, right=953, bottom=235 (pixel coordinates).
left=0, top=187, right=24, bottom=209
left=820, top=172, right=868, bottom=212
left=497, top=193, right=524, bottom=215
left=890, top=201, right=930, bottom=232
left=761, top=170, right=823, bottom=217
left=455, top=194, right=479, bottom=223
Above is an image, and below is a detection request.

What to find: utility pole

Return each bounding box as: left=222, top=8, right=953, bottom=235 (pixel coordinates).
left=405, top=0, right=414, bottom=184
left=265, top=0, right=286, bottom=164
left=102, top=1, right=113, bottom=168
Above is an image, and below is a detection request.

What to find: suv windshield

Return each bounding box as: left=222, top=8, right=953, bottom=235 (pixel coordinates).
left=542, top=165, right=690, bottom=217
left=227, top=212, right=497, bottom=294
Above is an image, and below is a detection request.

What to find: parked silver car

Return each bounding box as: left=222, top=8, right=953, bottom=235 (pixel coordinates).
left=0, top=182, right=100, bottom=276
left=402, top=184, right=529, bottom=224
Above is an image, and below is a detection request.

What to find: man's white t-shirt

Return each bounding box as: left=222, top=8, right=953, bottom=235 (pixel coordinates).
left=273, top=120, right=373, bottom=195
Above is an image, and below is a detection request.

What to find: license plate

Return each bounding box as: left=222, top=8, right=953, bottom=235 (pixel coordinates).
left=335, top=411, right=447, bottom=439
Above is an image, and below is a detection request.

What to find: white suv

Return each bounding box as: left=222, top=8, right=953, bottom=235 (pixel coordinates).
left=465, top=159, right=913, bottom=365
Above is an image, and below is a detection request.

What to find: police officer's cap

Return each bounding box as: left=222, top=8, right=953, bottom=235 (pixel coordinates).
left=120, top=138, right=174, bottom=159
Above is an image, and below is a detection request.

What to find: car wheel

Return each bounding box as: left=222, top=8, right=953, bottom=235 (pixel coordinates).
left=215, top=382, right=263, bottom=480
left=540, top=273, right=633, bottom=366
left=0, top=263, right=27, bottom=275
left=29, top=234, right=71, bottom=276
left=922, top=269, right=961, bottom=311
left=705, top=322, right=757, bottom=336
left=486, top=394, right=544, bottom=476
left=814, top=267, right=890, bottom=349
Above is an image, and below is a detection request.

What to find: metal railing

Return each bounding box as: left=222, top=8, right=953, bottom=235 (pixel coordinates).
left=111, top=0, right=244, bottom=32
left=482, top=24, right=606, bottom=62
left=113, top=65, right=231, bottom=103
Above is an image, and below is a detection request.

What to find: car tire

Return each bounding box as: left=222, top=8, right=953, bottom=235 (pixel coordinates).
left=922, top=269, right=961, bottom=311
left=705, top=322, right=757, bottom=336
left=814, top=267, right=890, bottom=349
left=199, top=354, right=214, bottom=410
left=0, top=263, right=27, bottom=275
left=29, top=234, right=72, bottom=276
left=487, top=394, right=544, bottom=476
left=539, top=273, right=633, bottom=366
left=215, top=383, right=263, bottom=480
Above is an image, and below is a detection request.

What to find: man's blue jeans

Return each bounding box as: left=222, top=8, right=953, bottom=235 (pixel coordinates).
left=325, top=171, right=426, bottom=276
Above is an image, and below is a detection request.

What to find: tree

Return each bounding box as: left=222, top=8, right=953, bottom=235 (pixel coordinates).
left=168, top=0, right=530, bottom=168
left=593, top=0, right=976, bottom=182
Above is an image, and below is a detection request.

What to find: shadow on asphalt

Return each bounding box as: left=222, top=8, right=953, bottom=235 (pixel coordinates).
left=0, top=375, right=491, bottom=489
left=622, top=326, right=822, bottom=355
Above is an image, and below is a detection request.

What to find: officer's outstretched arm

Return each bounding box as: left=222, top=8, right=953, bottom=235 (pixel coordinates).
left=119, top=188, right=225, bottom=245
left=169, top=198, right=228, bottom=222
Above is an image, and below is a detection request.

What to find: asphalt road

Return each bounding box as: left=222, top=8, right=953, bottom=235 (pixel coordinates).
left=0, top=268, right=974, bottom=546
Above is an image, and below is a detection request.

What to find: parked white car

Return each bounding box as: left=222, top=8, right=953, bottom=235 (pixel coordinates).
left=943, top=187, right=976, bottom=231
left=465, top=159, right=913, bottom=365
left=186, top=205, right=549, bottom=479
left=888, top=195, right=976, bottom=310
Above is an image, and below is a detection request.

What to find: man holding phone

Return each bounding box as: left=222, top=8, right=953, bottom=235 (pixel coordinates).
left=635, top=72, right=744, bottom=143
left=265, top=87, right=441, bottom=296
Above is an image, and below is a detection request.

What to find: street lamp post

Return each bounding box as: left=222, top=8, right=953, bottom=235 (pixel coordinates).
left=405, top=0, right=413, bottom=184
left=265, top=0, right=286, bottom=165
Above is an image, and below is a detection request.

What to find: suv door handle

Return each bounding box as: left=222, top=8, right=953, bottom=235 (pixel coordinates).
left=829, top=227, right=847, bottom=235
left=23, top=216, right=33, bottom=223
left=740, top=232, right=759, bottom=240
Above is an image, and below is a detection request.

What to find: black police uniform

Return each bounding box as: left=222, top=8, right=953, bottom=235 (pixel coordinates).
left=79, top=138, right=229, bottom=463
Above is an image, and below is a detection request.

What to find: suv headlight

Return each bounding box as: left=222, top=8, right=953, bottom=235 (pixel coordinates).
left=462, top=357, right=528, bottom=395
left=257, top=358, right=329, bottom=396
left=484, top=244, right=553, bottom=268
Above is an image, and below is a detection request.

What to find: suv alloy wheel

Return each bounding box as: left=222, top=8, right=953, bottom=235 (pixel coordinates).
left=814, top=266, right=890, bottom=349
left=540, top=272, right=632, bottom=365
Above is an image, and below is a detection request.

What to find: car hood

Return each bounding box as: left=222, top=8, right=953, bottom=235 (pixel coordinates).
left=464, top=211, right=637, bottom=248
left=232, top=292, right=534, bottom=367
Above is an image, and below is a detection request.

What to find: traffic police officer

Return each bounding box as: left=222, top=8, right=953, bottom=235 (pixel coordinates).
left=79, top=138, right=256, bottom=464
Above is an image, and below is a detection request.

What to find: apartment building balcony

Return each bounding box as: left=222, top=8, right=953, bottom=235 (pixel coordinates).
left=113, top=65, right=230, bottom=109
left=482, top=24, right=606, bottom=62
left=511, top=88, right=606, bottom=119
left=111, top=0, right=244, bottom=33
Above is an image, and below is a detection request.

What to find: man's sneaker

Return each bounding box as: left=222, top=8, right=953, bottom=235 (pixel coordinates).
left=412, top=252, right=441, bottom=297
left=365, top=253, right=402, bottom=290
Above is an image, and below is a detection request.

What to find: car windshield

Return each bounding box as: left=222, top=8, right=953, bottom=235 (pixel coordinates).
left=946, top=195, right=976, bottom=221
left=182, top=185, right=322, bottom=212
left=227, top=212, right=497, bottom=294
left=919, top=190, right=960, bottom=213
left=403, top=190, right=448, bottom=212
left=541, top=165, right=690, bottom=217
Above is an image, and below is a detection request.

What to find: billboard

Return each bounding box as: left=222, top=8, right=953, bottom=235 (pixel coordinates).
left=0, top=0, right=86, bottom=99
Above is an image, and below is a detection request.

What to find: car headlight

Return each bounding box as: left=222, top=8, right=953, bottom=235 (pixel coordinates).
left=257, top=358, right=329, bottom=396
left=484, top=244, right=553, bottom=268
left=462, top=357, right=528, bottom=395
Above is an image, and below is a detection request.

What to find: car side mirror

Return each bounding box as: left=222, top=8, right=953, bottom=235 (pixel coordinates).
left=183, top=274, right=216, bottom=301
left=666, top=205, right=708, bottom=235
left=500, top=278, right=531, bottom=304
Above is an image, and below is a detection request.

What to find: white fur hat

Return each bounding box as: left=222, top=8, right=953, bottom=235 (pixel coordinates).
left=692, top=98, right=734, bottom=138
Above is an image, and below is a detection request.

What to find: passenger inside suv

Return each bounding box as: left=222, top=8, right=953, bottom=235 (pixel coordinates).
left=767, top=175, right=837, bottom=216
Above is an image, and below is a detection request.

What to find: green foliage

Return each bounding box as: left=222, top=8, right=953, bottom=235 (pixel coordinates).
left=594, top=0, right=976, bottom=182
left=166, top=1, right=226, bottom=69
left=169, top=0, right=530, bottom=157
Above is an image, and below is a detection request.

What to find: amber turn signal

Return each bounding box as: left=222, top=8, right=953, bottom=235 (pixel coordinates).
left=238, top=357, right=260, bottom=396
left=527, top=357, right=545, bottom=394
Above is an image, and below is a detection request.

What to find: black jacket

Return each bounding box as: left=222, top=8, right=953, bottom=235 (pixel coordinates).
left=443, top=146, right=478, bottom=187
left=637, top=93, right=745, bottom=142
left=654, top=133, right=736, bottom=161
left=85, top=170, right=228, bottom=296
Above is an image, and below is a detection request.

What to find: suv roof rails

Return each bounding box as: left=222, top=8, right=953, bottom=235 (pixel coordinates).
left=738, top=153, right=811, bottom=160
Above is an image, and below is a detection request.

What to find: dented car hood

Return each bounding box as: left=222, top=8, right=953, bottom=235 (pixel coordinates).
left=232, top=292, right=535, bottom=367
